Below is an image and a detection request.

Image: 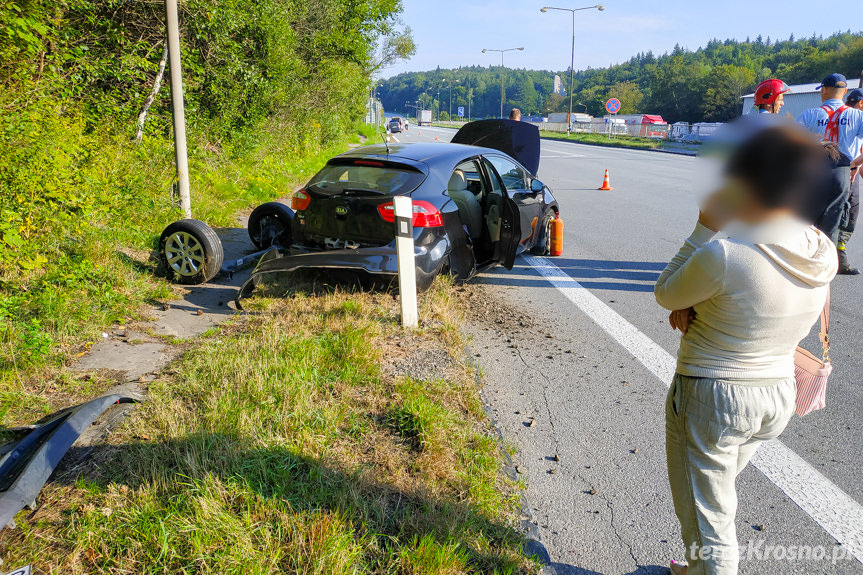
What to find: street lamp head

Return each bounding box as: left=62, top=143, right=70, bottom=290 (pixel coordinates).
left=518, top=47, right=525, bottom=51
left=597, top=4, right=605, bottom=10
left=482, top=49, right=487, bottom=53
left=540, top=7, right=548, bottom=12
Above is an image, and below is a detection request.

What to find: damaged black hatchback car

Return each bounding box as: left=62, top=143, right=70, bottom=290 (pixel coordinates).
left=158, top=120, right=561, bottom=292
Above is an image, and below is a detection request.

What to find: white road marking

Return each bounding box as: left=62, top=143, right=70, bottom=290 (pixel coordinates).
left=540, top=147, right=586, bottom=158
left=522, top=254, right=863, bottom=564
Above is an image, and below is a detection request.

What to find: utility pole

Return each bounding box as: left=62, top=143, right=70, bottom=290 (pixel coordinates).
left=541, top=4, right=605, bottom=134
left=482, top=47, right=524, bottom=119
left=449, top=80, right=458, bottom=122
left=165, top=0, right=191, bottom=218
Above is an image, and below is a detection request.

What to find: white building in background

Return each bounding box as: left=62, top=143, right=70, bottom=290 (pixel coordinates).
left=741, top=81, right=863, bottom=120
left=553, top=74, right=566, bottom=96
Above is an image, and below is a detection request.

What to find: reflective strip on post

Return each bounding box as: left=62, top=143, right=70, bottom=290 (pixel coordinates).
left=393, top=196, right=418, bottom=328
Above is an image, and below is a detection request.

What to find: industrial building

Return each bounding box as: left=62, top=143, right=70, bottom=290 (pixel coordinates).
left=741, top=81, right=863, bottom=119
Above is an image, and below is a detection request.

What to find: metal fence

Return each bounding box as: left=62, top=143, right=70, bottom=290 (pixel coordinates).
left=437, top=119, right=723, bottom=143
left=530, top=120, right=670, bottom=139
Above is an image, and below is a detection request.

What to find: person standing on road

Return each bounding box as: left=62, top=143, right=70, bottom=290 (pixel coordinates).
left=655, top=124, right=838, bottom=575
left=509, top=108, right=521, bottom=121
left=797, top=73, right=863, bottom=273
left=836, top=88, right=863, bottom=274
left=752, top=79, right=790, bottom=114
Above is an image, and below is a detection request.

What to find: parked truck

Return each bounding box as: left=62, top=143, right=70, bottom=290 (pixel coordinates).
left=418, top=109, right=432, bottom=126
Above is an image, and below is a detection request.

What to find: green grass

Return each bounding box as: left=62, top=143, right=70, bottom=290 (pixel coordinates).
left=0, top=123, right=379, bottom=426
left=1, top=282, right=536, bottom=574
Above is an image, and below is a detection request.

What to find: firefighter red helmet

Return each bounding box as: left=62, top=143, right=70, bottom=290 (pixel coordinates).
left=754, top=79, right=790, bottom=106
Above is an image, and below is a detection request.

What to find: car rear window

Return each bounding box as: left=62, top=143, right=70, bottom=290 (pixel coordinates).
left=308, top=160, right=426, bottom=196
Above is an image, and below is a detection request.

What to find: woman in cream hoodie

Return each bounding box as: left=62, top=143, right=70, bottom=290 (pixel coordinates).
left=655, top=124, right=838, bottom=575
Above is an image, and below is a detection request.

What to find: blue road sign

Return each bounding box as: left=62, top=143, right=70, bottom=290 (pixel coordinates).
left=606, top=98, right=621, bottom=114
left=458, top=106, right=465, bottom=118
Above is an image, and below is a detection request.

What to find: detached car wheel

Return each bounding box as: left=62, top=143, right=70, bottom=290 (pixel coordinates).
left=248, top=202, right=293, bottom=249
left=159, top=219, right=224, bottom=284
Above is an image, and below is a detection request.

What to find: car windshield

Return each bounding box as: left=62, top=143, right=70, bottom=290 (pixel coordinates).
left=308, top=162, right=426, bottom=196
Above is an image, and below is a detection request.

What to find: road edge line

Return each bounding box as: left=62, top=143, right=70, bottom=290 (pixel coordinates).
left=523, top=254, right=863, bottom=565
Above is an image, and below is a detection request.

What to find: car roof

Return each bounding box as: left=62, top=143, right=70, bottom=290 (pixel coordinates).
left=339, top=142, right=508, bottom=168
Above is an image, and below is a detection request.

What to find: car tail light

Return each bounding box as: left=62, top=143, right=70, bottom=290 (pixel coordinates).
left=291, top=189, right=311, bottom=211
left=377, top=200, right=443, bottom=228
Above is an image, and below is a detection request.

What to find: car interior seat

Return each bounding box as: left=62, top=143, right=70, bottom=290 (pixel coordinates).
left=447, top=170, right=483, bottom=240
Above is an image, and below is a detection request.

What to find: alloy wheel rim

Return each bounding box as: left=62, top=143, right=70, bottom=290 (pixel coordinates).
left=164, top=231, right=205, bottom=277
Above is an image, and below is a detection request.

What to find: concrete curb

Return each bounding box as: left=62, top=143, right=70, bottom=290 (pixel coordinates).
left=463, top=339, right=553, bottom=569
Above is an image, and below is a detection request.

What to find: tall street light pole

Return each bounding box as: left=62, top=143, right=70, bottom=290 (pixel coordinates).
left=449, top=79, right=459, bottom=122
left=541, top=4, right=604, bottom=134
left=482, top=47, right=524, bottom=119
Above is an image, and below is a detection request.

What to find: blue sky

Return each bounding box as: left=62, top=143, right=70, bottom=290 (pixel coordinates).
left=383, top=0, right=857, bottom=77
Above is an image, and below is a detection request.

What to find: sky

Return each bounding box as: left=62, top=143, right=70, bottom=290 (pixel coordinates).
left=382, top=0, right=858, bottom=78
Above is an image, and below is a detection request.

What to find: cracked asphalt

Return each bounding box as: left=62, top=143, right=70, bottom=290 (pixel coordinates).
left=401, top=126, right=863, bottom=575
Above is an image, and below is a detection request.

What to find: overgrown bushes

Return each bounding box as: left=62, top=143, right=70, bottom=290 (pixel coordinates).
left=0, top=0, right=409, bottom=402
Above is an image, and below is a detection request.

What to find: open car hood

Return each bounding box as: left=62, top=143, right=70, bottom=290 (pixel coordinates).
left=451, top=119, right=541, bottom=175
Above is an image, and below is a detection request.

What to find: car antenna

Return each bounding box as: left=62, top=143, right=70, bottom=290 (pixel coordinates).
left=381, top=129, right=390, bottom=155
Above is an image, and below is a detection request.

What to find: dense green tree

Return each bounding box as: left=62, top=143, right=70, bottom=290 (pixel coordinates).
left=379, top=31, right=863, bottom=123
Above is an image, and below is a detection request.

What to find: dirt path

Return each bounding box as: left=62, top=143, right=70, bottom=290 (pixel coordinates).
left=66, top=225, right=256, bottom=451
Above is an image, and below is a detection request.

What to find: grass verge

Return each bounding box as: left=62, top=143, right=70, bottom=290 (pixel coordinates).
left=0, top=278, right=537, bottom=574
left=0, top=123, right=380, bottom=426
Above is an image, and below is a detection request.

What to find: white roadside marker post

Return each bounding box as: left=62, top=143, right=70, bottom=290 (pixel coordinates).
left=393, top=196, right=418, bottom=328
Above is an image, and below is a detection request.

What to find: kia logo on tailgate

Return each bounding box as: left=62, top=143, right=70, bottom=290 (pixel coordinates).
left=335, top=206, right=349, bottom=215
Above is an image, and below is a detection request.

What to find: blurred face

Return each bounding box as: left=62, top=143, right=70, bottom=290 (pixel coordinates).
left=853, top=100, right=863, bottom=111
left=773, top=92, right=785, bottom=113
left=703, top=177, right=792, bottom=227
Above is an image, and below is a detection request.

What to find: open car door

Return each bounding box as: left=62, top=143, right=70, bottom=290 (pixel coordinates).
left=451, top=120, right=541, bottom=175
left=497, top=191, right=522, bottom=270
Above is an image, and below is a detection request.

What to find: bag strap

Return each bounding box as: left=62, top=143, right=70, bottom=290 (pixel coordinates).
left=819, top=287, right=831, bottom=361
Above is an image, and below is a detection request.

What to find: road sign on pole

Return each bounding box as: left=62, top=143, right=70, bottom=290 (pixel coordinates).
left=605, top=98, right=621, bottom=115
left=458, top=106, right=465, bottom=118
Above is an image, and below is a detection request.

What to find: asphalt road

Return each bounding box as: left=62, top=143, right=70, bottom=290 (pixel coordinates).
left=396, top=125, right=863, bottom=575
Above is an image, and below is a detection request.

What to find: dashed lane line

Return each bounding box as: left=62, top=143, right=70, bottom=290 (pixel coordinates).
left=522, top=254, right=863, bottom=564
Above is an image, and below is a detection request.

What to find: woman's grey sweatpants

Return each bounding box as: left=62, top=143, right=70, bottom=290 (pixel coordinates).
left=666, top=374, right=796, bottom=575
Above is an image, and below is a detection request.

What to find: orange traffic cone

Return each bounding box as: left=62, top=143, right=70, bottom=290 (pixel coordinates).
left=418, top=130, right=422, bottom=136
left=598, top=169, right=614, bottom=191
left=434, top=135, right=439, bottom=141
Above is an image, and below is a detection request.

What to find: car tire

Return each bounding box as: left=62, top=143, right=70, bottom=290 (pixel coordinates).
left=531, top=207, right=558, bottom=256
left=159, top=219, right=224, bottom=284
left=248, top=202, right=294, bottom=249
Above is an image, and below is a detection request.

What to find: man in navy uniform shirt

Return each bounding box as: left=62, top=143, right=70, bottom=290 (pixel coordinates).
left=798, top=73, right=863, bottom=274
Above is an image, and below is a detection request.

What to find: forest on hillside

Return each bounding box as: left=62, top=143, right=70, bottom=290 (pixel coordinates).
left=379, top=31, right=863, bottom=123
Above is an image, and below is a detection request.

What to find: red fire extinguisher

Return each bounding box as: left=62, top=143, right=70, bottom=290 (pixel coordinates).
left=549, top=216, right=564, bottom=256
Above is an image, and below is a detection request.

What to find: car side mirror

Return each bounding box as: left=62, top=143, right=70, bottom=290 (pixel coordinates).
left=530, top=179, right=545, bottom=193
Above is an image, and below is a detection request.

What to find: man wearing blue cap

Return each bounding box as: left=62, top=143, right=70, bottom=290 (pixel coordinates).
left=798, top=73, right=863, bottom=274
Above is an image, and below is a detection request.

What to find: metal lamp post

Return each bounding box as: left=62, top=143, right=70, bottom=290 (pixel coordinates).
left=482, top=47, right=524, bottom=119
left=165, top=0, right=191, bottom=218
left=449, top=79, right=459, bottom=123
left=541, top=4, right=604, bottom=133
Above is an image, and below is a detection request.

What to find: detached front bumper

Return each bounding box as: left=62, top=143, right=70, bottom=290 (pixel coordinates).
left=236, top=230, right=451, bottom=305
